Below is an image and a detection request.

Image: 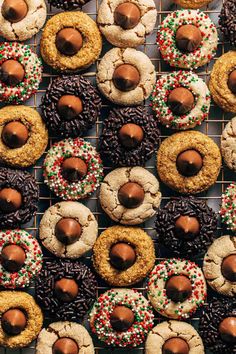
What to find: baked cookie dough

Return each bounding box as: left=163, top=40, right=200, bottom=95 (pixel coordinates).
left=47, top=0, right=90, bottom=9
left=157, top=131, right=222, bottom=194
left=99, top=167, right=161, bottom=225
left=157, top=10, right=218, bottom=69
left=39, top=201, right=98, bottom=259
left=147, top=258, right=207, bottom=319
left=97, top=0, right=157, bottom=48
left=40, top=12, right=102, bottom=72
left=43, top=138, right=103, bottom=200
left=100, top=106, right=160, bottom=166
left=90, top=288, right=154, bottom=347
left=0, top=291, right=43, bottom=349
left=221, top=117, right=236, bottom=171
left=41, top=75, right=102, bottom=138
left=220, top=183, right=236, bottom=232
left=151, top=71, right=211, bottom=130
left=172, top=0, right=213, bottom=8
left=0, top=167, right=39, bottom=229
left=93, top=225, right=155, bottom=286
left=97, top=47, right=156, bottom=106
left=36, top=321, right=94, bottom=354
left=219, top=0, right=236, bottom=47
left=0, top=105, right=48, bottom=167
left=145, top=320, right=204, bottom=354
left=0, top=0, right=46, bottom=41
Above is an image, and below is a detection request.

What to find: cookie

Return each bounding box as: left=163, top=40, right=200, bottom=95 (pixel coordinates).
left=99, top=167, right=161, bottom=225
left=39, top=201, right=98, bottom=259
left=99, top=106, right=160, bottom=166
left=151, top=71, right=211, bottom=130
left=0, top=291, right=43, bottom=348
left=47, top=0, right=90, bottom=9
left=221, top=117, right=236, bottom=171
left=219, top=0, right=236, bottom=47
left=157, top=131, right=222, bottom=194
left=0, top=105, right=48, bottom=167
left=0, top=167, right=39, bottom=229
left=157, top=10, right=218, bottom=69
left=40, top=12, right=102, bottom=72
left=90, top=288, right=154, bottom=347
left=93, top=225, right=155, bottom=286
left=43, top=138, right=103, bottom=200
left=0, top=0, right=46, bottom=41
left=155, top=196, right=218, bottom=257
left=220, top=183, right=236, bottom=232
left=147, top=258, right=207, bottom=319
left=97, top=0, right=157, bottom=48
left=0, top=42, right=42, bottom=104
left=172, top=0, right=213, bottom=8
left=41, top=75, right=102, bottom=138
left=97, top=47, right=156, bottom=106
left=145, top=320, right=205, bottom=354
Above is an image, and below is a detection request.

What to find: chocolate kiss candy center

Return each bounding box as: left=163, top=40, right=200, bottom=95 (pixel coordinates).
left=166, top=275, right=192, bottom=303
left=113, top=64, right=140, bottom=92
left=219, top=317, right=236, bottom=344
left=2, top=121, right=29, bottom=149
left=176, top=24, right=202, bottom=53
left=114, top=2, right=141, bottom=30
left=52, top=337, right=79, bottom=354
left=55, top=218, right=82, bottom=245
left=109, top=242, right=136, bottom=270
left=228, top=70, right=236, bottom=94
left=0, top=188, right=22, bottom=213
left=168, top=87, right=194, bottom=116
left=0, top=59, right=25, bottom=86
left=221, top=254, right=236, bottom=282
left=54, top=278, right=79, bottom=302
left=1, top=244, right=26, bottom=272
left=62, top=157, right=87, bottom=183
left=162, top=337, right=190, bottom=354
left=175, top=215, right=200, bottom=240
left=176, top=149, right=203, bottom=177
left=2, top=0, right=28, bottom=23
left=110, top=305, right=135, bottom=332
left=118, top=123, right=144, bottom=149
left=1, top=308, right=27, bottom=335
left=118, top=182, right=145, bottom=209
left=56, top=28, right=83, bottom=56
left=57, top=95, right=83, bottom=120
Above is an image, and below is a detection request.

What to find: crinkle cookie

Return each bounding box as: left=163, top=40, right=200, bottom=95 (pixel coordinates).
left=220, top=183, right=236, bottom=232
left=39, top=201, right=98, bottom=259
left=219, top=0, right=236, bottom=47
left=173, top=0, right=213, bottom=8
left=100, top=106, right=160, bottom=166
left=0, top=42, right=42, bottom=104
left=36, top=321, right=94, bottom=354
left=0, top=105, right=48, bottom=167
left=147, top=258, right=207, bottom=319
left=99, top=167, right=161, bottom=225
left=41, top=75, right=101, bottom=138
left=90, top=288, right=154, bottom=347
left=40, top=12, right=102, bottom=72
left=157, top=10, right=218, bottom=69
left=221, top=118, right=236, bottom=171
left=145, top=320, right=205, bottom=354
left=0, top=0, right=46, bottom=41
left=0, top=291, right=43, bottom=349
left=97, top=0, right=157, bottom=48
left=48, top=0, right=90, bottom=9
left=157, top=131, right=222, bottom=194
left=93, top=225, right=155, bottom=286
left=151, top=71, right=211, bottom=130
left=97, top=47, right=156, bottom=106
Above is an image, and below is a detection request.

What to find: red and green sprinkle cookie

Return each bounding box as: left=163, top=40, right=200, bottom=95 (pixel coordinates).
left=0, top=229, right=43, bottom=289
left=220, top=183, right=236, bottom=232
left=89, top=288, right=154, bottom=347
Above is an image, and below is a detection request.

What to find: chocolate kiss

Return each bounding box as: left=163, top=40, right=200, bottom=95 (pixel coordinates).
left=166, top=275, right=192, bottom=303
left=110, top=305, right=135, bottom=332
left=118, top=182, right=145, bottom=209
left=2, top=121, right=29, bottom=149
left=1, top=244, right=26, bottom=272
left=0, top=59, right=25, bottom=86
left=175, top=215, right=200, bottom=240
left=54, top=278, right=79, bottom=302
left=114, top=2, right=141, bottom=29
left=2, top=0, right=28, bottom=23
left=1, top=308, right=27, bottom=335
left=162, top=337, right=190, bottom=354
left=219, top=317, right=236, bottom=344
left=221, top=254, right=236, bottom=282
left=109, top=242, right=136, bottom=270
left=0, top=188, right=22, bottom=213
left=52, top=337, right=79, bottom=354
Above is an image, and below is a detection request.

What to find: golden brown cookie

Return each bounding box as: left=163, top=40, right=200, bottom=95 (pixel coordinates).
left=172, top=0, right=213, bottom=8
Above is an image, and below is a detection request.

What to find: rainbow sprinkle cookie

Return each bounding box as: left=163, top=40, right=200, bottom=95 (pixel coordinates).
left=220, top=183, right=236, bottom=232
left=157, top=10, right=218, bottom=69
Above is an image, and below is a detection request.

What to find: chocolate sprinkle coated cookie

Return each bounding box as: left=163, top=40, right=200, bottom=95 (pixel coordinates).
left=48, top=0, right=90, bottom=9
left=219, top=0, right=236, bottom=47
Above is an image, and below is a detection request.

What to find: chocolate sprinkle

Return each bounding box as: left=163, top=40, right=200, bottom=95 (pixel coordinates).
left=155, top=196, right=218, bottom=257
left=100, top=106, right=160, bottom=166
left=219, top=0, right=236, bottom=47
left=47, top=0, right=89, bottom=9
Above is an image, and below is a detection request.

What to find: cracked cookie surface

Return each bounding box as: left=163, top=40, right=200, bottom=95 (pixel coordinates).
left=221, top=117, right=236, bottom=171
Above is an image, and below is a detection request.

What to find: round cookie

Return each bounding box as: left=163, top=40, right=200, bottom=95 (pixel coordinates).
left=41, top=75, right=102, bottom=138
left=47, top=0, right=90, bottom=9
left=151, top=71, right=211, bottom=130
left=39, top=201, right=98, bottom=259
left=172, top=0, right=213, bottom=8
left=100, top=106, right=160, bottom=166
left=90, top=288, right=154, bottom=347
left=147, top=258, right=207, bottom=319
left=0, top=291, right=43, bottom=349
left=221, top=117, right=236, bottom=171
left=36, top=321, right=94, bottom=354
left=220, top=183, right=236, bottom=232
left=219, top=0, right=236, bottom=47
left=0, top=105, right=48, bottom=167
left=157, top=131, right=222, bottom=194
left=157, top=10, right=218, bottom=69
left=145, top=320, right=204, bottom=354
left=97, top=47, right=156, bottom=106
left=99, top=167, right=161, bottom=225
left=43, top=138, right=103, bottom=200
left=97, top=0, right=157, bottom=48
left=0, top=167, right=39, bottom=229
left=40, top=12, right=102, bottom=72
left=0, top=0, right=46, bottom=41
left=93, top=225, right=155, bottom=286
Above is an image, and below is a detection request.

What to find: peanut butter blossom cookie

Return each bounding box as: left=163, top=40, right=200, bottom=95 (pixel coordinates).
left=90, top=288, right=154, bottom=347
left=151, top=71, right=210, bottom=130
left=220, top=183, right=236, bottom=232
left=221, top=117, right=236, bottom=171
left=0, top=42, right=42, bottom=104
left=172, top=0, right=213, bottom=8
left=147, top=258, right=207, bottom=319
left=157, top=10, right=218, bottom=69
left=219, top=0, right=236, bottom=47
left=43, top=138, right=103, bottom=200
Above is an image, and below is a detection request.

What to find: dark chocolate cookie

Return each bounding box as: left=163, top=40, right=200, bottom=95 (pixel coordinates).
left=47, top=0, right=90, bottom=9
left=219, top=0, right=236, bottom=47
